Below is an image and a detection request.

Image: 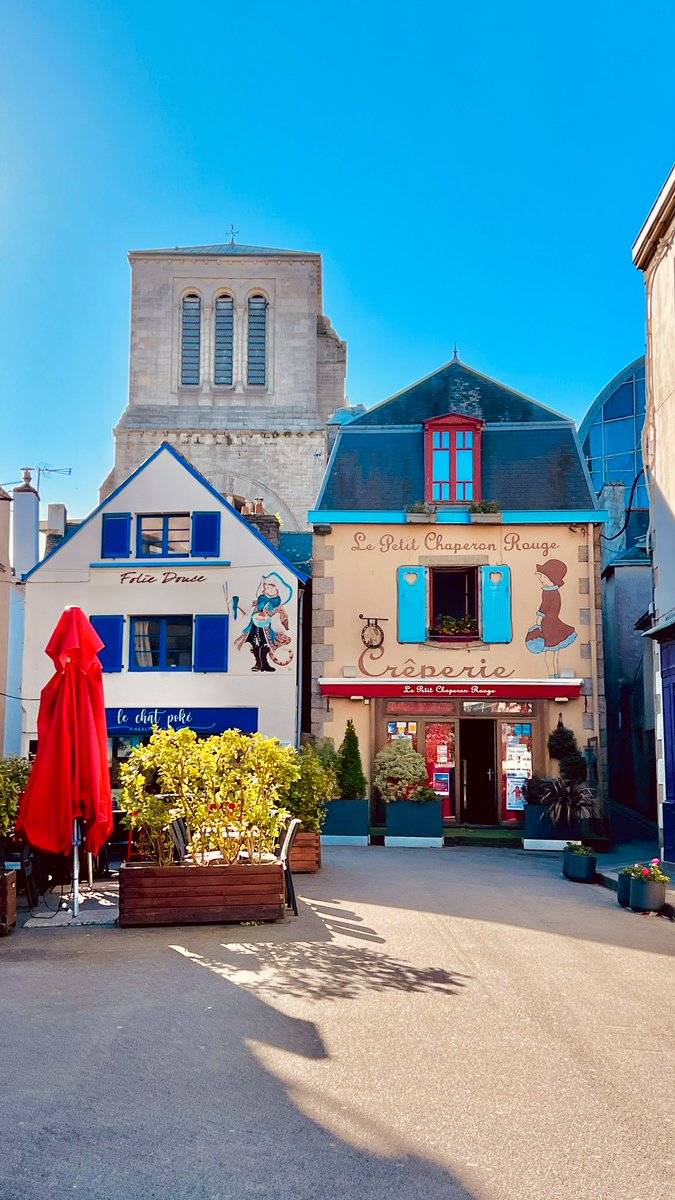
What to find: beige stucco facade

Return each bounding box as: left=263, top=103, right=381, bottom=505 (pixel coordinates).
left=312, top=518, right=606, bottom=824
left=101, top=246, right=347, bottom=530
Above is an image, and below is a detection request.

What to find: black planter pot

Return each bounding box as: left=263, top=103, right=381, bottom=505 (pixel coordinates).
left=562, top=847, right=597, bottom=882
left=629, top=877, right=667, bottom=912
left=617, top=873, right=632, bottom=907
left=523, top=804, right=578, bottom=842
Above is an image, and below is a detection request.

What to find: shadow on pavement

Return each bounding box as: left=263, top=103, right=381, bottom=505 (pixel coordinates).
left=0, top=924, right=480, bottom=1200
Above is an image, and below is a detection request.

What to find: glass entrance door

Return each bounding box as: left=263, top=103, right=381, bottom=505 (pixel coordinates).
left=459, top=719, right=497, bottom=824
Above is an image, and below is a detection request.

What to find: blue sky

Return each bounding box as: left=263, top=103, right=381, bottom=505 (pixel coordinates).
left=1, top=0, right=673, bottom=516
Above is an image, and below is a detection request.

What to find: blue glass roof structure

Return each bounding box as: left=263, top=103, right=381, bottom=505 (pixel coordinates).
left=579, top=357, right=647, bottom=509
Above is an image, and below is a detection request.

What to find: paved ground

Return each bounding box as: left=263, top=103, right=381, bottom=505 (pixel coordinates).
left=2, top=847, right=674, bottom=1199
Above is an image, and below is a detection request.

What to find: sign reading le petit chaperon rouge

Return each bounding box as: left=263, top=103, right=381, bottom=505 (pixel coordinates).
left=351, top=532, right=561, bottom=557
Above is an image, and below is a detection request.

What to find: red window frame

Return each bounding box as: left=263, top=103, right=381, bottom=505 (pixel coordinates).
left=424, top=413, right=483, bottom=504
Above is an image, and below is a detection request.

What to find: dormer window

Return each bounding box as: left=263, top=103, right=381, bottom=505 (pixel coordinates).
left=424, top=414, right=483, bottom=504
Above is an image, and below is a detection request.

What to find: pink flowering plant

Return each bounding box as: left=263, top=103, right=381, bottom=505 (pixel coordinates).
left=623, top=858, right=670, bottom=884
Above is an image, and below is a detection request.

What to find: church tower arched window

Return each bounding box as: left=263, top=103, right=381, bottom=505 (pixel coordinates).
left=180, top=293, right=201, bottom=385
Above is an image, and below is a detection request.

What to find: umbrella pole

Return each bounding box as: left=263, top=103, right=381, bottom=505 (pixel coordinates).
left=72, top=819, right=80, bottom=917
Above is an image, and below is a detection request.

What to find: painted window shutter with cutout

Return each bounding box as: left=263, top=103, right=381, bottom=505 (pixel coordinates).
left=397, top=566, right=427, bottom=643
left=191, top=511, right=221, bottom=558
left=481, top=565, right=512, bottom=643
left=101, top=513, right=131, bottom=559
left=90, top=615, right=124, bottom=672
left=194, top=615, right=229, bottom=671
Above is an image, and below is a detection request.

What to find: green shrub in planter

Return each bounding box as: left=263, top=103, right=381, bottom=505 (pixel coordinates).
left=336, top=721, right=367, bottom=800
left=373, top=743, right=428, bottom=804
left=0, top=756, right=32, bottom=864
left=286, top=746, right=337, bottom=832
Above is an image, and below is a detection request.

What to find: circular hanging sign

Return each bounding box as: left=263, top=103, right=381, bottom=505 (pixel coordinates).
left=361, top=622, right=384, bottom=649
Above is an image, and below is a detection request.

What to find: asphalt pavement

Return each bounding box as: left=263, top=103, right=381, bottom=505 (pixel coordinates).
left=1, top=846, right=673, bottom=1200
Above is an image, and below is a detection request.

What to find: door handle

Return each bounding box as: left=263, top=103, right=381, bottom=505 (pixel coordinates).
left=487, top=768, right=494, bottom=782
left=462, top=760, right=467, bottom=805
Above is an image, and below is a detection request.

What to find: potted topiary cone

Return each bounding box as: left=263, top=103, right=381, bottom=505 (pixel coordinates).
left=322, top=722, right=370, bottom=844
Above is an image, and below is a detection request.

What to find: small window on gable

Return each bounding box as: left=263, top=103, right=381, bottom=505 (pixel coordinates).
left=247, top=294, right=267, bottom=386
left=425, top=415, right=482, bottom=503
left=181, top=293, right=201, bottom=386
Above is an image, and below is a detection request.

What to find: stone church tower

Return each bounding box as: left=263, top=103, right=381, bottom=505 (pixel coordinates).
left=100, top=241, right=347, bottom=529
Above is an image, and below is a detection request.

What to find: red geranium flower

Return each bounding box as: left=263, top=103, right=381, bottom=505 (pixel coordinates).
left=642, top=868, right=650, bottom=876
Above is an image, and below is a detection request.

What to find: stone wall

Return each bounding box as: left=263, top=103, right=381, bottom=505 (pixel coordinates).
left=104, top=248, right=347, bottom=528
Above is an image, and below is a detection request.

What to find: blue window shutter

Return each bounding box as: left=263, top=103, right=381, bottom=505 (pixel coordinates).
left=90, top=616, right=124, bottom=672
left=397, top=566, right=427, bottom=643
left=194, top=615, right=229, bottom=672
left=481, top=565, right=512, bottom=643
left=101, top=513, right=131, bottom=559
left=191, top=511, right=221, bottom=558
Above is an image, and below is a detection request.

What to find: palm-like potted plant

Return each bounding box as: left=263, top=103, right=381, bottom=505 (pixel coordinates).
left=0, top=756, right=32, bottom=936
left=627, top=859, right=670, bottom=913
left=373, top=743, right=443, bottom=845
left=285, top=745, right=337, bottom=872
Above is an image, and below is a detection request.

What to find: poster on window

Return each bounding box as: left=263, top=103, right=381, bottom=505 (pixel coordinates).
left=433, top=771, right=450, bottom=796
left=505, top=772, right=528, bottom=811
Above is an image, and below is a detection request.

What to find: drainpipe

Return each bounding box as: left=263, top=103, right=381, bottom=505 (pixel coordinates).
left=295, top=584, right=304, bottom=749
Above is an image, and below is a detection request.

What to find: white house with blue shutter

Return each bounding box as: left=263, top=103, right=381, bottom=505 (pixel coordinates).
left=19, top=444, right=306, bottom=773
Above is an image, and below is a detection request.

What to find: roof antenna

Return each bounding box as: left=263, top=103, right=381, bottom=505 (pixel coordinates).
left=228, top=223, right=239, bottom=246
left=452, top=344, right=460, bottom=362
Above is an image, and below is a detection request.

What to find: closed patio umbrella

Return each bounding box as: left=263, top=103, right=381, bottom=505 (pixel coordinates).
left=15, top=607, right=113, bottom=914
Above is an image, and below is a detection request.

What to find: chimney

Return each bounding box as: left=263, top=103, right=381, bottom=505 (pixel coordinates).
left=12, top=468, right=40, bottom=576
left=244, top=512, right=281, bottom=548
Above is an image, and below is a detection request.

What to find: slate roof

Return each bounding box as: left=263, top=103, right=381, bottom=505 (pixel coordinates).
left=317, top=359, right=597, bottom=513
left=352, top=359, right=566, bottom=426
left=129, top=243, right=318, bottom=258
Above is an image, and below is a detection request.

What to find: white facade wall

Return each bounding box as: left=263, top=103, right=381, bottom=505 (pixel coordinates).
left=22, top=449, right=302, bottom=751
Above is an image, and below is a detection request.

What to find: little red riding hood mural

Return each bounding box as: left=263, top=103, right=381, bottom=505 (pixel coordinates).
left=525, top=558, right=577, bottom=676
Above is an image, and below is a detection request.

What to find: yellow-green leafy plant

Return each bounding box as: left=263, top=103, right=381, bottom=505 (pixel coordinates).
left=285, top=745, right=338, bottom=832
left=0, top=756, right=32, bottom=860
left=121, top=727, right=299, bottom=866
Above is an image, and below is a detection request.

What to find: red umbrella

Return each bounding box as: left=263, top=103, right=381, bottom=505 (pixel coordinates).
left=16, top=608, right=113, bottom=906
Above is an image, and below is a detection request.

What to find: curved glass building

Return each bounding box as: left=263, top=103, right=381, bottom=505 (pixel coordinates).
left=579, top=355, right=647, bottom=512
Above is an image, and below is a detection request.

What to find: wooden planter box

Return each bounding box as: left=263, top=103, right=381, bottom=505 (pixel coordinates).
left=0, top=871, right=17, bottom=937
left=290, top=831, right=322, bottom=874
left=119, top=862, right=285, bottom=927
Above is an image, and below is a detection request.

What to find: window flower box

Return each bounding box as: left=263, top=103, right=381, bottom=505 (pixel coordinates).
left=470, top=512, right=502, bottom=524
